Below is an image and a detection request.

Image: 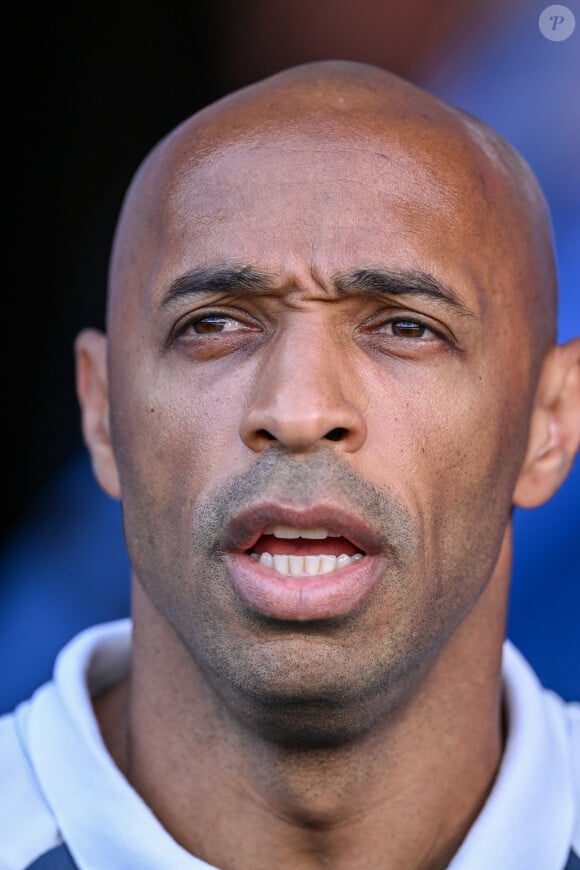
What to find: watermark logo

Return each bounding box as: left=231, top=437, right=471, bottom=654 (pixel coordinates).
left=539, top=4, right=576, bottom=40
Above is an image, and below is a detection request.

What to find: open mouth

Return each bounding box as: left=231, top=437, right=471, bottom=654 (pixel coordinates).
left=223, top=505, right=383, bottom=621
left=247, top=525, right=364, bottom=577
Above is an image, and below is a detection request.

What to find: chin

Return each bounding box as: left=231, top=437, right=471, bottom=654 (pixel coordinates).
left=230, top=687, right=384, bottom=750
left=205, top=643, right=420, bottom=750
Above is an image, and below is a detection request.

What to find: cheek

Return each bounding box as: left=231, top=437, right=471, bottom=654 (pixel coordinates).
left=365, top=362, right=531, bottom=552
left=110, top=358, right=250, bottom=520
left=108, top=368, right=238, bottom=620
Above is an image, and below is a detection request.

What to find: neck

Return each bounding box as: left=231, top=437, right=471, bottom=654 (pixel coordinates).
left=95, top=537, right=511, bottom=870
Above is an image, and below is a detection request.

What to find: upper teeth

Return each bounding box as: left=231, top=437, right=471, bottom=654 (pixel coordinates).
left=263, top=526, right=341, bottom=539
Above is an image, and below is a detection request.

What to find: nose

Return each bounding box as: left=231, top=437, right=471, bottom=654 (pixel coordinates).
left=239, top=323, right=367, bottom=454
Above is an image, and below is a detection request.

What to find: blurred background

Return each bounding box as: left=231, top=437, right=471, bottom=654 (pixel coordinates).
left=2, top=0, right=578, bottom=712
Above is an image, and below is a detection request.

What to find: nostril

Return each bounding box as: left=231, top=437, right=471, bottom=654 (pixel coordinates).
left=325, top=428, right=348, bottom=442
left=258, top=429, right=277, bottom=441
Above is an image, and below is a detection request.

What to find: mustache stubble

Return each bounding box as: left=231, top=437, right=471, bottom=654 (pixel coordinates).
left=191, top=447, right=416, bottom=562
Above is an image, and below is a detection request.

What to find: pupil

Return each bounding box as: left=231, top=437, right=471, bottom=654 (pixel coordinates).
left=393, top=320, right=424, bottom=337
left=195, top=318, right=224, bottom=333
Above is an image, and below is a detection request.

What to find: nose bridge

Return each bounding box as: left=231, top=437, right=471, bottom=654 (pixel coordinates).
left=274, top=318, right=337, bottom=394
left=239, top=315, right=367, bottom=453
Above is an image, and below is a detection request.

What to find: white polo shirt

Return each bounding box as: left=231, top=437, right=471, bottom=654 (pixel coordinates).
left=1, top=620, right=578, bottom=869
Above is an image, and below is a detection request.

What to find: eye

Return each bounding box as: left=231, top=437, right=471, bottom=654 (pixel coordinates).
left=165, top=308, right=263, bottom=358
left=380, top=318, right=438, bottom=339
left=172, top=311, right=253, bottom=340
left=179, top=313, right=249, bottom=335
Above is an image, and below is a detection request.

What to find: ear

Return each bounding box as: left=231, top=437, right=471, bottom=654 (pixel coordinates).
left=514, top=337, right=580, bottom=509
left=75, top=328, right=121, bottom=500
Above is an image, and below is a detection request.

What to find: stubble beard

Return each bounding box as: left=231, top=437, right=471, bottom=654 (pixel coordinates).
left=125, top=449, right=504, bottom=748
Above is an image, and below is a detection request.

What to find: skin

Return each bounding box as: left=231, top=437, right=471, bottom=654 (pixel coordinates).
left=77, top=62, right=580, bottom=869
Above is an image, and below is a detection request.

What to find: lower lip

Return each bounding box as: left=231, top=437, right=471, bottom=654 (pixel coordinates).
left=222, top=552, right=384, bottom=621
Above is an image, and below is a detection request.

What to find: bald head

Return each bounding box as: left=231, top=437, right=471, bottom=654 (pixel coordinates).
left=108, top=60, right=557, bottom=374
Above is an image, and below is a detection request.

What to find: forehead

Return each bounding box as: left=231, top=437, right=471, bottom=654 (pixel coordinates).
left=153, top=126, right=500, bottom=296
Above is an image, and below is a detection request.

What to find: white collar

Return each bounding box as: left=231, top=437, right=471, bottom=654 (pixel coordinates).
left=22, top=620, right=578, bottom=869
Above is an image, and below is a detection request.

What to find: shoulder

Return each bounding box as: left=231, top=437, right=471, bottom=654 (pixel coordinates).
left=564, top=698, right=580, bottom=859
left=0, top=702, right=62, bottom=869
left=557, top=699, right=580, bottom=867
left=522, top=657, right=580, bottom=831
left=0, top=620, right=132, bottom=870
left=545, top=691, right=580, bottom=863
left=503, top=642, right=580, bottom=864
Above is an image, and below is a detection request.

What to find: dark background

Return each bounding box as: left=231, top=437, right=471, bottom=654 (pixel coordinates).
left=2, top=0, right=578, bottom=710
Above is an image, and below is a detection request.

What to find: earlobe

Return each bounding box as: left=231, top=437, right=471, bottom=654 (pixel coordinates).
left=75, top=328, right=121, bottom=500
left=513, top=338, right=580, bottom=509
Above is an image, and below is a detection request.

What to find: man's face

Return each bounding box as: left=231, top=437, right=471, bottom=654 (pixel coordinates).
left=107, top=128, right=537, bottom=742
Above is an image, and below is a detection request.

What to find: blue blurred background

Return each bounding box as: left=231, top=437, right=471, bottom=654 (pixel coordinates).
left=2, top=0, right=578, bottom=712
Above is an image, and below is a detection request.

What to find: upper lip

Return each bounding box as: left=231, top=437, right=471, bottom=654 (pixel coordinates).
left=223, top=503, right=383, bottom=555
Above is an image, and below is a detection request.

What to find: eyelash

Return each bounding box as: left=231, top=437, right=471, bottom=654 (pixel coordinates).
left=181, top=314, right=253, bottom=335
left=171, top=311, right=447, bottom=345
left=375, top=319, right=438, bottom=340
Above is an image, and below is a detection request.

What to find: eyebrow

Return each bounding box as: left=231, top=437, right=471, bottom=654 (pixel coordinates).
left=161, top=265, right=276, bottom=307
left=333, top=268, right=475, bottom=317
left=161, top=264, right=475, bottom=317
